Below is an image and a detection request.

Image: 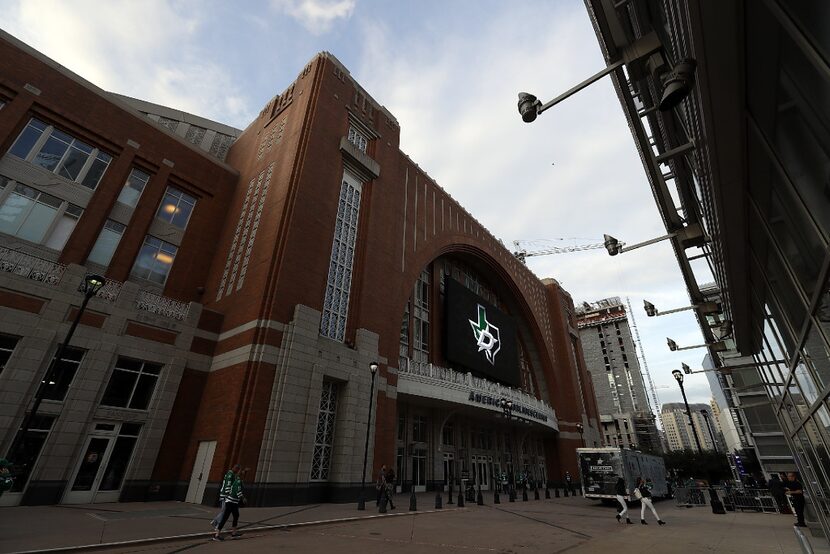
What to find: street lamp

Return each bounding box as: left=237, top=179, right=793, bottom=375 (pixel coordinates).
left=576, top=423, right=584, bottom=447
left=700, top=410, right=718, bottom=453
left=667, top=337, right=727, bottom=352
left=12, top=274, right=105, bottom=464
left=357, top=361, right=379, bottom=510
left=643, top=299, right=720, bottom=317
left=671, top=370, right=703, bottom=453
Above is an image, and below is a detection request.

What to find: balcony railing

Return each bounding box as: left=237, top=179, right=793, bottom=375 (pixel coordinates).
left=398, top=358, right=557, bottom=426
left=136, top=290, right=190, bottom=321
left=0, top=246, right=65, bottom=285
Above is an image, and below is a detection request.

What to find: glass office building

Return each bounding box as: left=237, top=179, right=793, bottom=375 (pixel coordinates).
left=585, top=0, right=830, bottom=542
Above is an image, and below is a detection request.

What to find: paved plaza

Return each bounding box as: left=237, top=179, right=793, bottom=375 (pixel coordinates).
left=0, top=493, right=807, bottom=554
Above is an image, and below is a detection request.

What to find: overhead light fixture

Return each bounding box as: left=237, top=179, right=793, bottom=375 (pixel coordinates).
left=659, top=59, right=697, bottom=111
left=666, top=337, right=727, bottom=352
left=643, top=299, right=720, bottom=317
left=604, top=223, right=706, bottom=257
left=518, top=93, right=542, bottom=123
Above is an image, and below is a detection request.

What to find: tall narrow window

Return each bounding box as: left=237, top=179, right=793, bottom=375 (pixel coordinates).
left=347, top=125, right=368, bottom=153
left=8, top=415, right=55, bottom=492
left=117, top=168, right=150, bottom=207
left=413, top=269, right=430, bottom=362
left=156, top=186, right=196, bottom=229
left=310, top=380, right=339, bottom=481
left=320, top=172, right=362, bottom=341
left=87, top=220, right=126, bottom=267
left=131, top=235, right=177, bottom=284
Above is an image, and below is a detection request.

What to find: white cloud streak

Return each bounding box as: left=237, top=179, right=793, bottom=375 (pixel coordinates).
left=271, top=0, right=355, bottom=34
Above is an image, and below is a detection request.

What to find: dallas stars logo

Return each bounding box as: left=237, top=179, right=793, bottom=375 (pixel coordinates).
left=469, top=304, right=500, bottom=365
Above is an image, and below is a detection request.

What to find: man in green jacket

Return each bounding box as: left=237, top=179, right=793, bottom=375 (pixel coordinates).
left=211, top=464, right=240, bottom=530
left=213, top=469, right=245, bottom=541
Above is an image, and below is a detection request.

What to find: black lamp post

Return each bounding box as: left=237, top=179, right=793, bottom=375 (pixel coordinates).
left=357, top=361, right=379, bottom=510
left=700, top=409, right=718, bottom=453
left=576, top=422, right=585, bottom=446
left=672, top=369, right=703, bottom=453
left=499, top=398, right=516, bottom=501
left=13, top=274, right=105, bottom=462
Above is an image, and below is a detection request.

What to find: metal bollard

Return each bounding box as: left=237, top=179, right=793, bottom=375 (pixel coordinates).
left=410, top=489, right=417, bottom=511
left=545, top=485, right=551, bottom=499
left=509, top=486, right=516, bottom=502
left=522, top=488, right=528, bottom=501
left=555, top=487, right=560, bottom=498
left=447, top=483, right=454, bottom=505
left=534, top=488, right=540, bottom=500
left=435, top=492, right=442, bottom=509
left=457, top=484, right=465, bottom=507
left=494, top=488, right=500, bottom=504
left=477, top=485, right=484, bottom=506
left=564, top=487, right=569, bottom=497
left=379, top=495, right=388, bottom=513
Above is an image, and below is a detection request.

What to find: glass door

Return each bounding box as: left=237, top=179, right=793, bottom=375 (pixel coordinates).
left=442, top=453, right=454, bottom=491
left=63, top=422, right=141, bottom=504
left=412, top=448, right=426, bottom=492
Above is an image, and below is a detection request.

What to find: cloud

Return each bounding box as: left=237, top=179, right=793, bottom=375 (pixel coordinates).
left=271, top=0, right=355, bottom=34
left=0, top=0, right=253, bottom=127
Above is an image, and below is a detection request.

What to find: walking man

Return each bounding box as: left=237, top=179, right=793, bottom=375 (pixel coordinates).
left=211, top=464, right=239, bottom=530
left=565, top=471, right=573, bottom=494
left=768, top=474, right=787, bottom=514
left=635, top=477, right=665, bottom=525
left=376, top=465, right=387, bottom=506
left=383, top=468, right=396, bottom=510
left=615, top=477, right=633, bottom=524
left=213, top=468, right=244, bottom=541
left=785, top=472, right=807, bottom=527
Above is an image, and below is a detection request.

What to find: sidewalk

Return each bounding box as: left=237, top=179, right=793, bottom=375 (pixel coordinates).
left=0, top=492, right=811, bottom=554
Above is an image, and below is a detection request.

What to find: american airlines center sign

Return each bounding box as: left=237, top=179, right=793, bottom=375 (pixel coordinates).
left=445, top=278, right=519, bottom=387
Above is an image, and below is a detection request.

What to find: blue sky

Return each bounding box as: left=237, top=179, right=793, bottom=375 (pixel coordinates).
left=0, top=0, right=718, bottom=409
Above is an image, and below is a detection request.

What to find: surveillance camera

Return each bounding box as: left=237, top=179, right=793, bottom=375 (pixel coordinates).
left=659, top=58, right=697, bottom=111
left=603, top=234, right=621, bottom=256
left=643, top=300, right=657, bottom=317
left=517, top=92, right=540, bottom=123
left=667, top=338, right=678, bottom=351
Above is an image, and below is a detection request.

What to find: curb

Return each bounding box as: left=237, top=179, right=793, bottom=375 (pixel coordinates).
left=11, top=506, right=467, bottom=554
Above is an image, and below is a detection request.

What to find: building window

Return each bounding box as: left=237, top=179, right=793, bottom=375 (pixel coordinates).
left=0, top=182, right=83, bottom=249
left=8, top=118, right=112, bottom=189
left=100, top=358, right=162, bottom=410
left=398, top=413, right=406, bottom=442
left=97, top=423, right=142, bottom=492
left=0, top=334, right=19, bottom=376
left=347, top=125, right=368, bottom=153
left=442, top=422, right=454, bottom=446
left=413, top=415, right=427, bottom=442
left=131, top=235, right=177, bottom=284
left=117, top=168, right=151, bottom=208
left=320, top=172, right=362, bottom=341
left=42, top=347, right=85, bottom=401
left=413, top=269, right=430, bottom=362
left=87, top=220, right=126, bottom=267
left=8, top=415, right=55, bottom=492
left=311, top=380, right=339, bottom=481
left=156, top=186, right=196, bottom=229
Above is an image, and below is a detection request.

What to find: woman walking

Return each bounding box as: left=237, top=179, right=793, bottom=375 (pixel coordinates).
left=635, top=477, right=665, bottom=525
left=213, top=469, right=245, bottom=540
left=615, top=477, right=633, bottom=524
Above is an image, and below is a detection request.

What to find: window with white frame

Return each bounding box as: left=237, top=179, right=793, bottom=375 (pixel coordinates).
left=8, top=118, right=112, bottom=189
left=156, top=186, right=196, bottom=229
left=100, top=357, right=162, bottom=410
left=0, top=180, right=83, bottom=249
left=320, top=171, right=362, bottom=341
left=310, top=380, right=339, bottom=481
left=131, top=235, right=178, bottom=284
left=87, top=219, right=126, bottom=267
left=413, top=269, right=430, bottom=362
left=117, top=168, right=151, bottom=208
left=347, top=125, right=368, bottom=153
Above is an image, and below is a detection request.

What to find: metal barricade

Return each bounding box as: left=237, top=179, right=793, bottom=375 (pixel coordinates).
left=674, top=487, right=708, bottom=507
left=723, top=488, right=780, bottom=513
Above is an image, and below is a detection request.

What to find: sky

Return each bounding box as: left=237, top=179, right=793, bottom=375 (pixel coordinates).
left=0, top=0, right=717, bottom=409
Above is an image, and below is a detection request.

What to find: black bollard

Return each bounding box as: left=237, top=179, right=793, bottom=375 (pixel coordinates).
left=477, top=485, right=484, bottom=506
left=435, top=492, right=443, bottom=509
left=509, top=486, right=516, bottom=502
left=545, top=485, right=551, bottom=499
left=379, top=495, right=388, bottom=513
left=457, top=483, right=465, bottom=507
left=522, top=488, right=528, bottom=501
left=555, top=487, right=560, bottom=498
left=494, top=488, right=500, bottom=504
left=564, top=487, right=569, bottom=497
left=447, top=483, right=454, bottom=505
left=534, top=487, right=540, bottom=500
left=409, top=489, right=417, bottom=511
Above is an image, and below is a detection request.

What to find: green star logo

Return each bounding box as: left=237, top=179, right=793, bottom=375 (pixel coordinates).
left=469, top=304, right=500, bottom=364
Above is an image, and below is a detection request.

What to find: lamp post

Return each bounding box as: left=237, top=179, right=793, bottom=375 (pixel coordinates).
left=499, top=398, right=515, bottom=501
left=13, top=274, right=106, bottom=461
left=576, top=422, right=585, bottom=447
left=671, top=370, right=703, bottom=453
left=700, top=409, right=718, bottom=453
left=357, top=361, right=379, bottom=510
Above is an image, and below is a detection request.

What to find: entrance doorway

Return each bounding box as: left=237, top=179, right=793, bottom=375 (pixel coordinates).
left=442, top=453, right=454, bottom=491
left=186, top=440, right=217, bottom=504
left=412, top=448, right=426, bottom=492
left=63, top=422, right=142, bottom=504
left=472, top=455, right=490, bottom=490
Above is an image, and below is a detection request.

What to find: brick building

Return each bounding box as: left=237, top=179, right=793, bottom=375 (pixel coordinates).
left=0, top=30, right=599, bottom=507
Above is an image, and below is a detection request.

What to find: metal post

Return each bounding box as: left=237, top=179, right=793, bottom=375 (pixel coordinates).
left=678, top=380, right=704, bottom=452
left=435, top=491, right=442, bottom=509
left=701, top=411, right=718, bottom=453
left=409, top=488, right=417, bottom=511
left=457, top=480, right=465, bottom=507
left=476, top=483, right=483, bottom=505
left=357, top=366, right=377, bottom=510
left=447, top=482, right=454, bottom=505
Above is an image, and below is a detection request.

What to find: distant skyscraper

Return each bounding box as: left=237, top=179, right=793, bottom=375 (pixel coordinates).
left=661, top=403, right=716, bottom=452
left=576, top=298, right=660, bottom=453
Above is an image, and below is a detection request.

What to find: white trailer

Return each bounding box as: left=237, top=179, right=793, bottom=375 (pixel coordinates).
left=577, top=447, right=667, bottom=501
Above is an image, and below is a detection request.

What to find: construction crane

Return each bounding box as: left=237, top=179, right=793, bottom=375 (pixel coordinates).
left=512, top=239, right=621, bottom=263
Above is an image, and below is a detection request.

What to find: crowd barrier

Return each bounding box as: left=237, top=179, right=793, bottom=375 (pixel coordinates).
left=674, top=486, right=787, bottom=514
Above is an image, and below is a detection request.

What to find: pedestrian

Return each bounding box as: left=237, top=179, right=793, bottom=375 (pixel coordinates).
left=634, top=477, right=665, bottom=525
left=785, top=472, right=807, bottom=527
left=376, top=464, right=387, bottom=506
left=768, top=474, right=787, bottom=514
left=211, top=464, right=240, bottom=530
left=615, top=477, right=633, bottom=524
left=383, top=468, right=396, bottom=510
left=213, top=467, right=245, bottom=541
left=565, top=471, right=573, bottom=494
